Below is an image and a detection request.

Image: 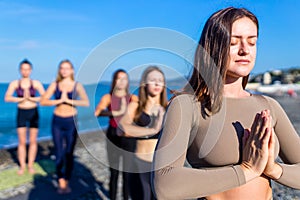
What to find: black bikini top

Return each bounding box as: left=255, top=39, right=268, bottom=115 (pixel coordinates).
left=134, top=111, right=160, bottom=140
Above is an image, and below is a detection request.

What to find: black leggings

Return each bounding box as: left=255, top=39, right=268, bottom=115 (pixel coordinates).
left=51, top=115, right=77, bottom=180
left=106, top=125, right=136, bottom=200
left=130, top=156, right=157, bottom=200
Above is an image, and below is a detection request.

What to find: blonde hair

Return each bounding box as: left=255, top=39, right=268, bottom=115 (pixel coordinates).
left=56, top=59, right=75, bottom=82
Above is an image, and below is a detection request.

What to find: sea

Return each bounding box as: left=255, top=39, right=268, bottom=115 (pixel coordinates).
left=0, top=82, right=178, bottom=149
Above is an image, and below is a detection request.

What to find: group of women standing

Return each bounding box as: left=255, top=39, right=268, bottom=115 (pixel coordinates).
left=5, top=58, right=166, bottom=198
left=95, top=66, right=167, bottom=200
left=4, top=6, right=300, bottom=200
left=5, top=59, right=89, bottom=194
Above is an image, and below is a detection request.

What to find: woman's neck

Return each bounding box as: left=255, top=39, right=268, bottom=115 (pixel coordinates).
left=113, top=89, right=127, bottom=97
left=147, top=94, right=160, bottom=105
left=224, top=76, right=249, bottom=98
left=60, top=77, right=73, bottom=83
left=21, top=77, right=30, bottom=81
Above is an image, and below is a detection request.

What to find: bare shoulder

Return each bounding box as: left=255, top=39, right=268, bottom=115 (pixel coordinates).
left=32, top=79, right=41, bottom=83
left=49, top=81, right=57, bottom=87
left=9, top=80, right=19, bottom=87
left=47, top=82, right=57, bottom=91
left=102, top=93, right=111, bottom=100
left=99, top=94, right=111, bottom=104
left=6, top=80, right=18, bottom=92
left=128, top=101, right=139, bottom=109
left=130, top=94, right=138, bottom=102
left=75, top=82, right=86, bottom=90
left=32, top=80, right=43, bottom=87
left=75, top=81, right=83, bottom=87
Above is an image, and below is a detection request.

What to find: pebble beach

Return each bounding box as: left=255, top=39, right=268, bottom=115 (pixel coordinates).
left=0, top=95, right=299, bottom=200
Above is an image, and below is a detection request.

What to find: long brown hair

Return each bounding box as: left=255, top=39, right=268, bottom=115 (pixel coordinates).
left=134, top=66, right=168, bottom=122
left=56, top=59, right=75, bottom=82
left=109, top=69, right=129, bottom=95
left=184, top=7, right=258, bottom=117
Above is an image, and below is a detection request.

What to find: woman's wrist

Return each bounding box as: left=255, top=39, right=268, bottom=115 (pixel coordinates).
left=65, top=99, right=71, bottom=105
left=18, top=97, right=25, bottom=103
left=264, top=163, right=283, bottom=180
left=112, top=109, right=125, bottom=117
left=240, top=163, right=260, bottom=182
left=57, top=99, right=64, bottom=105
left=112, top=110, right=121, bottom=116
left=28, top=97, right=38, bottom=102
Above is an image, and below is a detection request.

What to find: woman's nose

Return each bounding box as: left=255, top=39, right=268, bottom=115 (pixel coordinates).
left=238, top=41, right=250, bottom=55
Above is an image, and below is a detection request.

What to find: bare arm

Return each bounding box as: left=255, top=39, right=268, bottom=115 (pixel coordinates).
left=94, top=94, right=111, bottom=116
left=94, top=94, right=129, bottom=117
left=40, top=82, right=63, bottom=106
left=112, top=94, right=138, bottom=117
left=130, top=94, right=139, bottom=103
left=4, top=81, right=25, bottom=103
left=119, top=101, right=161, bottom=137
left=64, top=83, right=89, bottom=107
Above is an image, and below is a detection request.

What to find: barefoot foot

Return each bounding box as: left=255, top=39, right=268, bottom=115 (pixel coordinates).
left=28, top=167, right=35, bottom=174
left=17, top=168, right=25, bottom=175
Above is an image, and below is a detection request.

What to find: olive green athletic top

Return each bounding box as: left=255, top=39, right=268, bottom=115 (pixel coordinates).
left=153, top=94, right=300, bottom=199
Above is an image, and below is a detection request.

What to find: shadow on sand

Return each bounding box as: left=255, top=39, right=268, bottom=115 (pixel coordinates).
left=4, top=141, right=109, bottom=200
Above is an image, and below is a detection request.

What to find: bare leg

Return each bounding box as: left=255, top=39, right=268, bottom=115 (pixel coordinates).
left=28, top=128, right=38, bottom=174
left=17, top=127, right=27, bottom=175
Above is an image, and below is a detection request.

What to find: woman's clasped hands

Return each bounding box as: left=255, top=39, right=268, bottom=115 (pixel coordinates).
left=241, top=110, right=282, bottom=182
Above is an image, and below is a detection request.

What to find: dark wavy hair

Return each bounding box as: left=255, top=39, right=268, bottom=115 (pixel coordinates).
left=109, top=69, right=129, bottom=95
left=184, top=7, right=258, bottom=117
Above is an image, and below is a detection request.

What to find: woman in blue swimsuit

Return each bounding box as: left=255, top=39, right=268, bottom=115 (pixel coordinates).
left=41, top=59, right=89, bottom=194
left=5, top=59, right=45, bottom=175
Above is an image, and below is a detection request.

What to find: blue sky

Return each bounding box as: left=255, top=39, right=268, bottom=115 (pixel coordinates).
left=1, top=0, right=300, bottom=83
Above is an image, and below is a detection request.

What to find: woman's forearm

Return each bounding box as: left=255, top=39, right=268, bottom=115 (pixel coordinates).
left=5, top=96, right=25, bottom=103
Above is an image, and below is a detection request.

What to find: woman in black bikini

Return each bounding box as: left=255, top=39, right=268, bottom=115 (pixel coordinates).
left=120, top=66, right=167, bottom=200
left=41, top=59, right=89, bottom=194
left=5, top=59, right=45, bottom=175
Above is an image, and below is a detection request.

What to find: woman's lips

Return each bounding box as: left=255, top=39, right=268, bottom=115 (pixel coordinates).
left=235, top=59, right=250, bottom=64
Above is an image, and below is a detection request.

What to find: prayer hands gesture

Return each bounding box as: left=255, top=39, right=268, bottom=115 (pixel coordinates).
left=241, top=110, right=282, bottom=182
left=22, top=89, right=34, bottom=102
left=60, top=90, right=70, bottom=104
left=117, top=97, right=127, bottom=116
left=23, top=89, right=30, bottom=99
